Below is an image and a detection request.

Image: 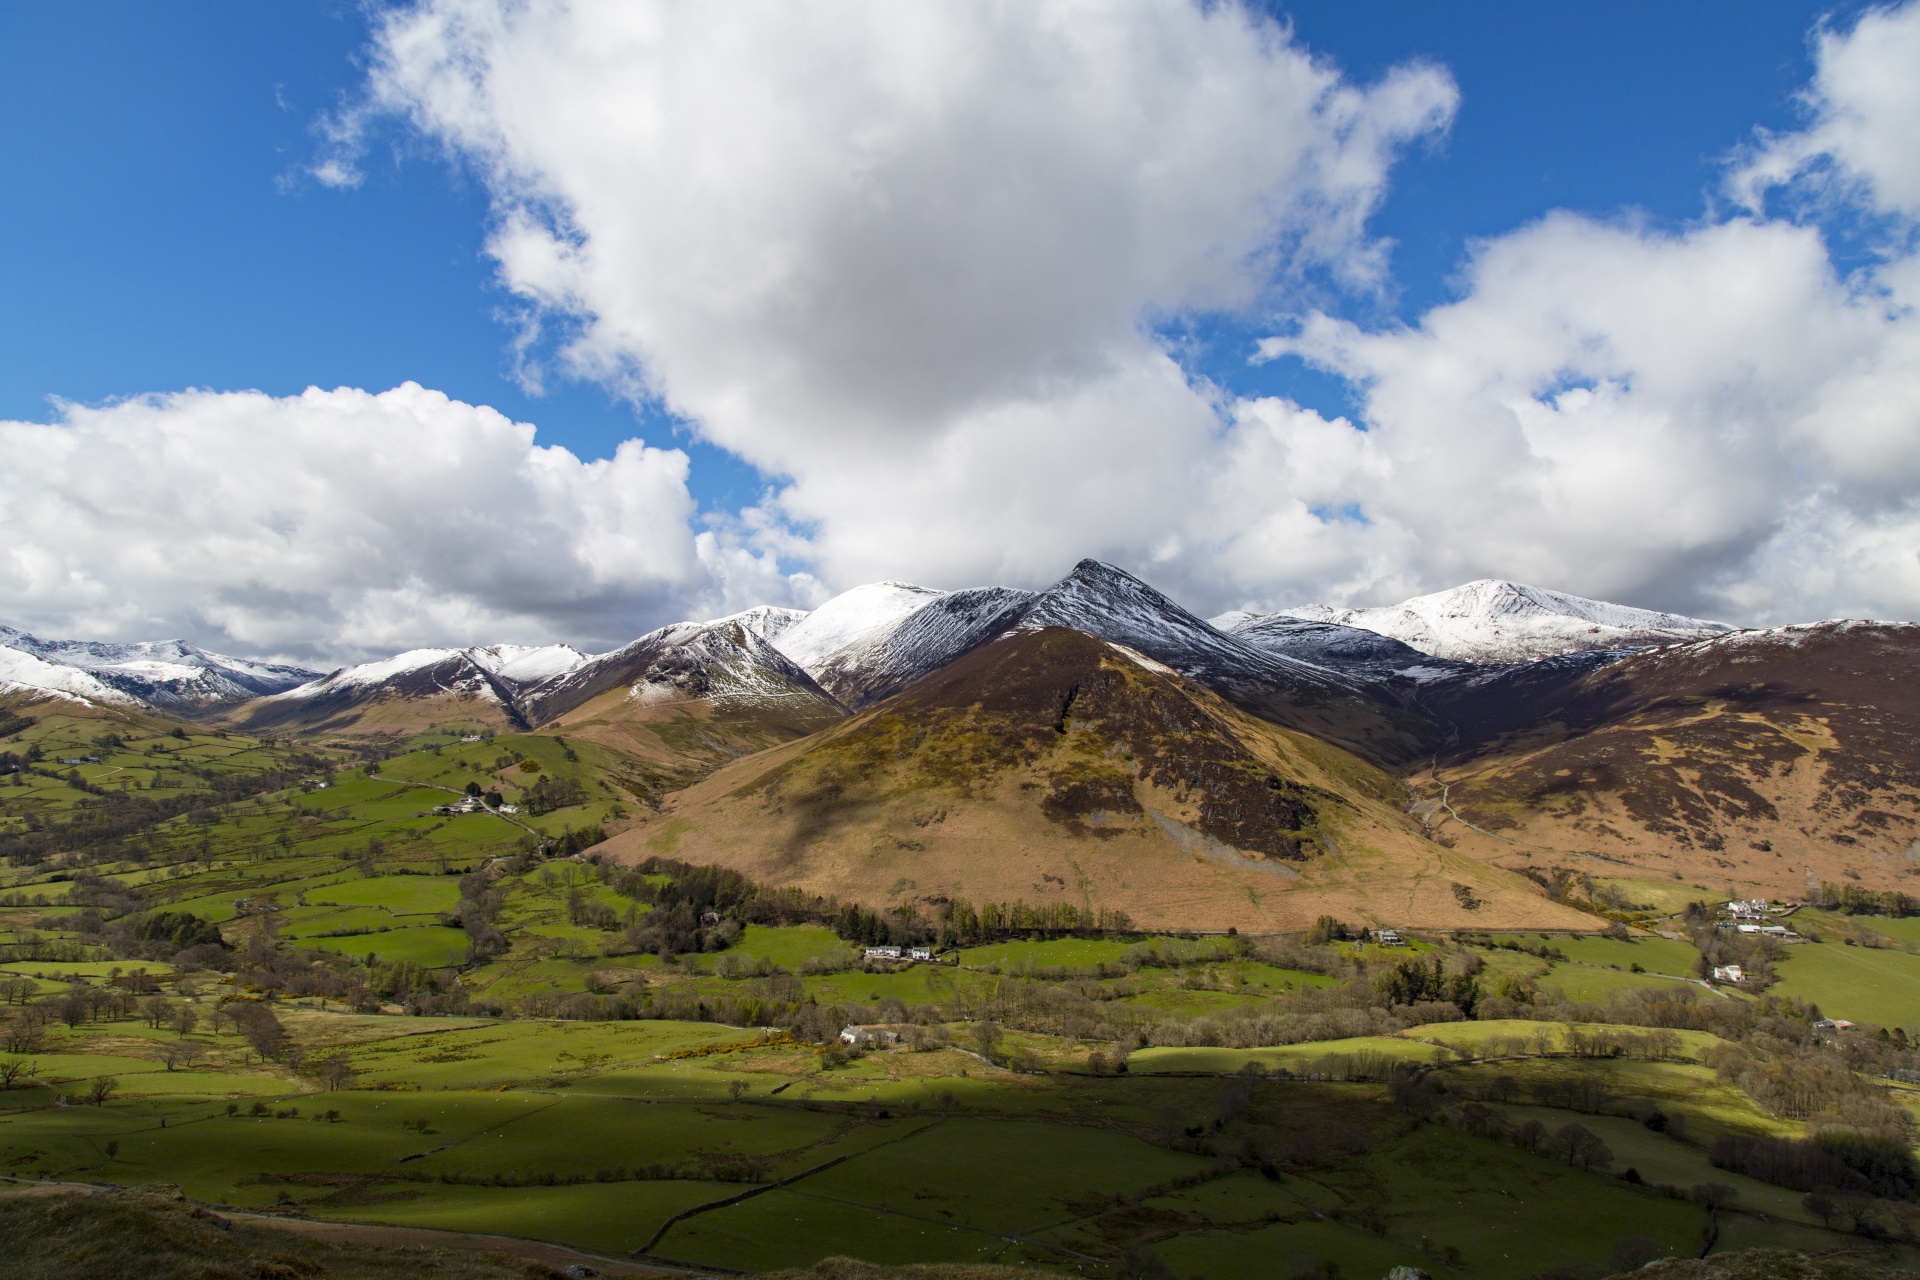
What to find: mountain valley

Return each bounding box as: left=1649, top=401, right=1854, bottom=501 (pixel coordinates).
left=4, top=562, right=1915, bottom=925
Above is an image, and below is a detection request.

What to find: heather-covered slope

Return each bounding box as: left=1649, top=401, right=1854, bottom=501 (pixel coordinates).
left=1418, top=621, right=1920, bottom=899
left=600, top=627, right=1588, bottom=931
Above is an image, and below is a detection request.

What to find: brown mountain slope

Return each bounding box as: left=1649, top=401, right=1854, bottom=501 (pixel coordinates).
left=530, top=618, right=846, bottom=806
left=1418, top=621, right=1920, bottom=899
left=599, top=627, right=1592, bottom=931
left=227, top=654, right=526, bottom=738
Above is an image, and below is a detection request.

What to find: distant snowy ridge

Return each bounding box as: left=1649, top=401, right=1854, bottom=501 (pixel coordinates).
left=0, top=644, right=142, bottom=707
left=273, top=642, right=586, bottom=706
left=0, top=625, right=319, bottom=710
left=1242, top=579, right=1733, bottom=664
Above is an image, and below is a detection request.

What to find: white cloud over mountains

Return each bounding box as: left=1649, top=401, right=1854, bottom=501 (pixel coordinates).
left=0, top=384, right=789, bottom=662
left=6, top=1, right=1919, bottom=659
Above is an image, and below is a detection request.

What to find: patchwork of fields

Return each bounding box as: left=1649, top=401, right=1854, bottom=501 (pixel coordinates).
left=2, top=713, right=1918, bottom=1277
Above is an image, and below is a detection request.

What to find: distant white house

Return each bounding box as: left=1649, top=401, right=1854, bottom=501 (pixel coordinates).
left=839, top=1025, right=901, bottom=1046
left=909, top=946, right=934, bottom=961
left=460, top=734, right=484, bottom=743
left=433, top=795, right=494, bottom=815
left=1725, top=899, right=1770, bottom=920
left=864, top=945, right=902, bottom=960
left=1711, top=964, right=1745, bottom=983
left=497, top=804, right=519, bottom=815
left=1372, top=929, right=1404, bottom=947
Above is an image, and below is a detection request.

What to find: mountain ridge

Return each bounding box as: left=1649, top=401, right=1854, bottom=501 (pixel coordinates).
left=1255, top=578, right=1732, bottom=664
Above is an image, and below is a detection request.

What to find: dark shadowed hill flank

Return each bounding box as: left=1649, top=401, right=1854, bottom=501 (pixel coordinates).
left=601, top=627, right=1587, bottom=931
left=1420, top=621, right=1920, bottom=897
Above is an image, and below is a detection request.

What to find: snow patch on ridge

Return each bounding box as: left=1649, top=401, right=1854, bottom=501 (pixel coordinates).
left=1258, top=579, right=1732, bottom=664
left=771, top=582, right=946, bottom=674
left=0, top=645, right=140, bottom=706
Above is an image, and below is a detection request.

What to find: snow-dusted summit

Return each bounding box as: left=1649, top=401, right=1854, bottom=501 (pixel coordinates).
left=769, top=583, right=1032, bottom=707
left=522, top=616, right=842, bottom=727
left=1250, top=580, right=1732, bottom=665
left=0, top=625, right=319, bottom=711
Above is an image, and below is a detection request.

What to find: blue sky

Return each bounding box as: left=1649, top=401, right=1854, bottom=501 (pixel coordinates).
left=0, top=2, right=1858, bottom=502
left=3, top=1, right=1916, bottom=658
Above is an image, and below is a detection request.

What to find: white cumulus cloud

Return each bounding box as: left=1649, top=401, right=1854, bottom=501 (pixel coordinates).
left=1220, top=2, right=1920, bottom=625
left=339, top=0, right=1457, bottom=591
left=0, top=383, right=796, bottom=662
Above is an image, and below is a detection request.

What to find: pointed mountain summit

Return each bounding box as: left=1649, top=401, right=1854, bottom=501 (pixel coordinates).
left=520, top=616, right=847, bottom=805
left=1014, top=561, right=1436, bottom=764
left=1274, top=579, right=1730, bottom=664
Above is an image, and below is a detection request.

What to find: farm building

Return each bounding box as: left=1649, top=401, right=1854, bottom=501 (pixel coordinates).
left=864, top=945, right=903, bottom=960
left=1711, top=964, right=1745, bottom=983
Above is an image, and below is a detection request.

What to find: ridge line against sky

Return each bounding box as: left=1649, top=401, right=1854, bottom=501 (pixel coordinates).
left=0, top=0, right=1917, bottom=665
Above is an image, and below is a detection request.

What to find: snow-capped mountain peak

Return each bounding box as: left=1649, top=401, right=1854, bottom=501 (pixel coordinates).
left=0, top=625, right=320, bottom=710
left=1264, top=579, right=1732, bottom=664
left=771, top=582, right=947, bottom=675
left=464, top=643, right=588, bottom=686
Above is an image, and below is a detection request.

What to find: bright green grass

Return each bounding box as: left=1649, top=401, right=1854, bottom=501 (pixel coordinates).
left=1128, top=1036, right=1438, bottom=1075
left=305, top=874, right=462, bottom=915
left=0, top=959, right=174, bottom=980
left=1482, top=933, right=1698, bottom=972
left=956, top=936, right=1136, bottom=969
left=728, top=925, right=850, bottom=968
left=1769, top=937, right=1920, bottom=1028
left=799, top=966, right=972, bottom=1006
left=1443, top=1058, right=1798, bottom=1141
left=1399, top=1019, right=1722, bottom=1061
left=1538, top=964, right=1699, bottom=1002
left=341, top=1019, right=737, bottom=1090
left=277, top=905, right=398, bottom=938
left=302, top=925, right=469, bottom=968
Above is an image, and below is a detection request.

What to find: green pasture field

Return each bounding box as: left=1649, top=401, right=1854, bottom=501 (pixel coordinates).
left=1537, top=964, right=1699, bottom=1002
left=731, top=924, right=851, bottom=968
left=1398, top=1018, right=1722, bottom=1060
left=1442, top=1057, right=1798, bottom=1142
left=1, top=999, right=1909, bottom=1277
left=1487, top=1103, right=1818, bottom=1224
left=303, top=925, right=470, bottom=968
left=957, top=937, right=1137, bottom=969
left=0, top=959, right=174, bottom=981
left=1128, top=1036, right=1439, bottom=1076
left=1769, top=936, right=1920, bottom=1028
left=329, top=1180, right=733, bottom=1258
left=1479, top=932, right=1698, bottom=973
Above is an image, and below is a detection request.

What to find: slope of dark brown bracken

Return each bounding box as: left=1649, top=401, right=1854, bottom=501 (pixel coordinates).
left=599, top=627, right=1589, bottom=931
left=1421, top=621, right=1920, bottom=897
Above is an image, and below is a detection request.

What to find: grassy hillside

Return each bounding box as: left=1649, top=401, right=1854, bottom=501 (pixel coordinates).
left=601, top=629, right=1595, bottom=932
